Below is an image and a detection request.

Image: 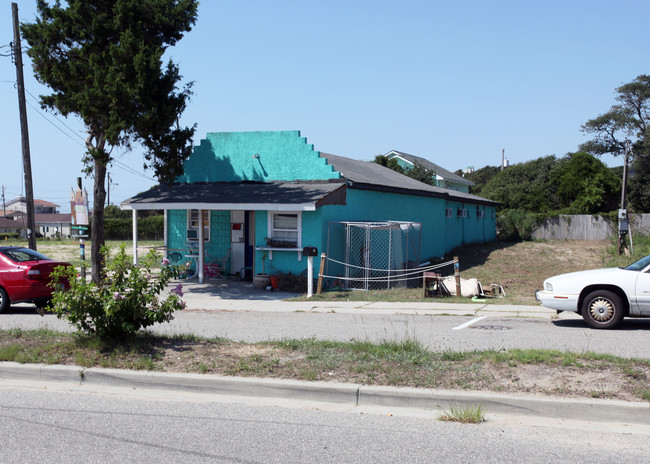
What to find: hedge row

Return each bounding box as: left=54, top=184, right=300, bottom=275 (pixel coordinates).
left=103, top=216, right=164, bottom=240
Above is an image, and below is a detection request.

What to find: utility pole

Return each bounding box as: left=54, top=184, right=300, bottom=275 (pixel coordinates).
left=501, top=149, right=505, bottom=172
left=618, top=139, right=631, bottom=255
left=12, top=3, right=37, bottom=250
left=107, top=172, right=110, bottom=207
left=1, top=186, right=5, bottom=217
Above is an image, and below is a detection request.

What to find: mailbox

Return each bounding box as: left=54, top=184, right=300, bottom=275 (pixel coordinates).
left=302, top=246, right=318, bottom=257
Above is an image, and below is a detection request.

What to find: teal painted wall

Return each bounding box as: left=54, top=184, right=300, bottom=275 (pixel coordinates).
left=167, top=210, right=232, bottom=271
left=253, top=209, right=323, bottom=276
left=249, top=189, right=497, bottom=277
left=178, top=131, right=340, bottom=183
left=443, top=202, right=497, bottom=253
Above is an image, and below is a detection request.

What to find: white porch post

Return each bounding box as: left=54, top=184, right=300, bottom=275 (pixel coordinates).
left=132, top=209, right=138, bottom=265
left=307, top=255, right=314, bottom=298
left=198, top=209, right=204, bottom=283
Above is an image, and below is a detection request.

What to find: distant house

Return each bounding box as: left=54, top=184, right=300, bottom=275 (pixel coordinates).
left=385, top=150, right=474, bottom=193
left=5, top=197, right=60, bottom=214
left=0, top=217, right=23, bottom=237
left=35, top=214, right=73, bottom=239
left=3, top=197, right=72, bottom=239
left=122, top=131, right=498, bottom=285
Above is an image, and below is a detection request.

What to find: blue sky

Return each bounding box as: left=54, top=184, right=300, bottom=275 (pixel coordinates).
left=1, top=0, right=649, bottom=212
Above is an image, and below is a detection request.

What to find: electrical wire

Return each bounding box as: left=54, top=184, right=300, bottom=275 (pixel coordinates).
left=23, top=90, right=156, bottom=182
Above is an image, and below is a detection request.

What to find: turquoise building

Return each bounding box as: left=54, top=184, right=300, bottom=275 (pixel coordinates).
left=122, top=131, right=498, bottom=284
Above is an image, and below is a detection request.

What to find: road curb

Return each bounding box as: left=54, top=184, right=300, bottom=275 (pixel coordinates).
left=2, top=362, right=649, bottom=425
left=357, top=385, right=650, bottom=424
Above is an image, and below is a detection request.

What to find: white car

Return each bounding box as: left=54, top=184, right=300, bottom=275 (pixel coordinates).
left=535, top=255, right=650, bottom=329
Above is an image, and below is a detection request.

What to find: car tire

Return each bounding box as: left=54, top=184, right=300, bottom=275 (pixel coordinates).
left=581, top=290, right=625, bottom=329
left=0, top=287, right=9, bottom=313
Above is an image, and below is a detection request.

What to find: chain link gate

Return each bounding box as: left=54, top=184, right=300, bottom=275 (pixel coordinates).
left=325, top=221, right=422, bottom=291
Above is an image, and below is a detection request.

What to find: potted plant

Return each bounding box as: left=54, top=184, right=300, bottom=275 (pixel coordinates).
left=253, top=253, right=271, bottom=290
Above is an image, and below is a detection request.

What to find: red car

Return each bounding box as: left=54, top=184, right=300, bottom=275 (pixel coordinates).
left=0, top=246, right=72, bottom=312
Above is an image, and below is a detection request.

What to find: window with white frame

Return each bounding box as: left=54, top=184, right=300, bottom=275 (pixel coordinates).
left=187, top=209, right=210, bottom=241
left=445, top=208, right=453, bottom=218
left=267, top=212, right=301, bottom=248
left=457, top=208, right=468, bottom=218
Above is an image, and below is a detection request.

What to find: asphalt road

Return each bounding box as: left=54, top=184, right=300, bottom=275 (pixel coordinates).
left=2, top=383, right=649, bottom=463
left=2, top=302, right=650, bottom=358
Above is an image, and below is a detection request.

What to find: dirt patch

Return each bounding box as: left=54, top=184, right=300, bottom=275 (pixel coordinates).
left=2, top=329, right=649, bottom=402
left=452, top=240, right=611, bottom=304
left=151, top=340, right=650, bottom=402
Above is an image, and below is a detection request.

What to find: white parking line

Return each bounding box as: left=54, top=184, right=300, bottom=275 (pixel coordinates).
left=452, top=316, right=487, bottom=330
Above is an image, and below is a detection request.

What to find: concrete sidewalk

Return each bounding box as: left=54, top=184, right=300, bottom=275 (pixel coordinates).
left=1, top=361, right=647, bottom=426
left=174, top=279, right=583, bottom=320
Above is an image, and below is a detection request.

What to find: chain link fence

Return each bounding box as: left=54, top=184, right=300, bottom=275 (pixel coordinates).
left=325, top=221, right=422, bottom=291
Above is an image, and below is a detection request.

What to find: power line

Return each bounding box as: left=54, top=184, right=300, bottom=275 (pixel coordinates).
left=25, top=88, right=87, bottom=143
left=25, top=99, right=85, bottom=147
left=22, top=92, right=157, bottom=182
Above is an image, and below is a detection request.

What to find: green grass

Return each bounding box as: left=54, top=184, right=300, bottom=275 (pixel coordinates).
left=438, top=404, right=486, bottom=424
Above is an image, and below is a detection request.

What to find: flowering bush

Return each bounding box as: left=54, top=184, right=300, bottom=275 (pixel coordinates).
left=50, top=245, right=186, bottom=339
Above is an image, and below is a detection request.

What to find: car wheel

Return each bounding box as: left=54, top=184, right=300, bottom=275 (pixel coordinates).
left=582, top=290, right=625, bottom=329
left=0, top=287, right=9, bottom=313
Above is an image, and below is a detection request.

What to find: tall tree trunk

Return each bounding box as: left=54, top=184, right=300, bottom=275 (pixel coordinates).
left=91, top=158, right=107, bottom=283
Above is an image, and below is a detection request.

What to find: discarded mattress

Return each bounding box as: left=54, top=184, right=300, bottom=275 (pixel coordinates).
left=442, top=276, right=482, bottom=297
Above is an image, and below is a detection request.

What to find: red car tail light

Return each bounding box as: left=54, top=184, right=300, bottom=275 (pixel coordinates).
left=26, top=266, right=42, bottom=281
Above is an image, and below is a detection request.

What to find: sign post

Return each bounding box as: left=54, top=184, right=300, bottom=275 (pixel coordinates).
left=70, top=178, right=90, bottom=280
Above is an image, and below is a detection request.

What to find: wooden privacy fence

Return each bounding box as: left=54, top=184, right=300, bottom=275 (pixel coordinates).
left=531, top=214, right=650, bottom=240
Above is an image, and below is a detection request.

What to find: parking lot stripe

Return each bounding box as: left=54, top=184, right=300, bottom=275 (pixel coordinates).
left=452, top=316, right=487, bottom=330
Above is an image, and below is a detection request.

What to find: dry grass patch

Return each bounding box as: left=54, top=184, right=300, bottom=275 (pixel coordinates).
left=3, top=329, right=650, bottom=403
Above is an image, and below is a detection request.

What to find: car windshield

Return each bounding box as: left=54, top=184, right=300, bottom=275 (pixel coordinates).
left=624, top=255, right=650, bottom=272
left=1, top=247, right=53, bottom=263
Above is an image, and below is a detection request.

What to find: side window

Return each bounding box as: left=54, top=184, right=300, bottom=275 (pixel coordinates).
left=187, top=209, right=210, bottom=241
left=267, top=212, right=301, bottom=247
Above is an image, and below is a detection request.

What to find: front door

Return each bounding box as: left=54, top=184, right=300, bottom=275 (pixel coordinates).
left=244, top=211, right=255, bottom=280
left=231, top=211, right=245, bottom=278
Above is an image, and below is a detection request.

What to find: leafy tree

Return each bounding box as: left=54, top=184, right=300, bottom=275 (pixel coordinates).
left=374, top=155, right=404, bottom=174
left=22, top=0, right=198, bottom=282
left=479, top=156, right=558, bottom=211
left=580, top=75, right=650, bottom=212
left=553, top=152, right=620, bottom=213
left=455, top=165, right=500, bottom=196
left=373, top=155, right=435, bottom=185
left=405, top=163, right=435, bottom=185
left=628, top=154, right=650, bottom=211
left=104, top=205, right=131, bottom=220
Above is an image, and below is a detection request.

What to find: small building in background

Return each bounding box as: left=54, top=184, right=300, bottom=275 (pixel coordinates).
left=385, top=150, right=475, bottom=193
left=1, top=197, right=72, bottom=239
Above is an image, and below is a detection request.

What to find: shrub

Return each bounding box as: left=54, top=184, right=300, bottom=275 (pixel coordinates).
left=496, top=210, right=542, bottom=241
left=50, top=245, right=185, bottom=339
